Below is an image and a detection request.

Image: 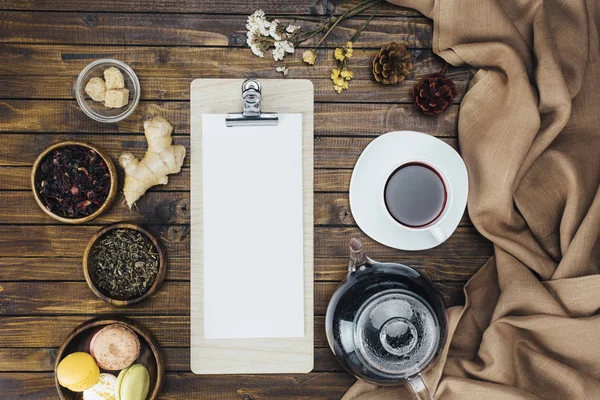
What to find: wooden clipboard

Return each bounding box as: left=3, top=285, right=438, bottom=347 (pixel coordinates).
left=189, top=79, right=314, bottom=374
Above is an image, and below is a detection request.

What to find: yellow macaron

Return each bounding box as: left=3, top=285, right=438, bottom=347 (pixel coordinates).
left=57, top=352, right=100, bottom=392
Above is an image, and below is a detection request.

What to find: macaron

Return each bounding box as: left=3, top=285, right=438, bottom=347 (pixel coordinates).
left=83, top=373, right=117, bottom=400
left=115, top=364, right=150, bottom=400
left=56, top=352, right=100, bottom=392
left=90, top=324, right=141, bottom=371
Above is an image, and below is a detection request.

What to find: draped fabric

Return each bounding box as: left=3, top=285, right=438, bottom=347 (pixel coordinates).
left=343, top=0, right=600, bottom=398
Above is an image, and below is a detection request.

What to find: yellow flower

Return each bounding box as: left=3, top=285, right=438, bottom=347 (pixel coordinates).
left=345, top=42, right=354, bottom=58
left=332, top=71, right=349, bottom=93
left=334, top=76, right=346, bottom=87
left=333, top=81, right=349, bottom=94
left=335, top=42, right=354, bottom=61
left=340, top=68, right=354, bottom=80
left=330, top=68, right=340, bottom=80
left=302, top=49, right=317, bottom=65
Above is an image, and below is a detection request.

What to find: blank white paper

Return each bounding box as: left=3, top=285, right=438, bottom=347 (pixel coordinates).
left=202, top=113, right=305, bottom=339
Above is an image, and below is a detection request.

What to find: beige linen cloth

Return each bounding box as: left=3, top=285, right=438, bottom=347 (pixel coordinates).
left=343, top=0, right=600, bottom=399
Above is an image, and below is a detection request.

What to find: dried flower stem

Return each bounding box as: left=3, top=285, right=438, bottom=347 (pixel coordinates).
left=309, top=0, right=383, bottom=51
left=268, top=15, right=323, bottom=22
left=350, top=3, right=381, bottom=42
left=290, top=25, right=328, bottom=45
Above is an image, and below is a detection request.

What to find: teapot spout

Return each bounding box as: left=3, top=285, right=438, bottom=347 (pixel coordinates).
left=348, top=238, right=368, bottom=272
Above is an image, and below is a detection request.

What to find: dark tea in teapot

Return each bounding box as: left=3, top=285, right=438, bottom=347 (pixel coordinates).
left=326, top=239, right=447, bottom=399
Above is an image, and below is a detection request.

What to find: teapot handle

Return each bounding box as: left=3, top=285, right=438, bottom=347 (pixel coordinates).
left=406, top=374, right=434, bottom=400
left=348, top=238, right=367, bottom=273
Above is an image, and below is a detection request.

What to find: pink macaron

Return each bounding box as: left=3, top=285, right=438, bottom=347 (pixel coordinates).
left=89, top=324, right=141, bottom=371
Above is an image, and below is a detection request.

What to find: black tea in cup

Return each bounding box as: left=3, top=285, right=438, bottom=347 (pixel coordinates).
left=384, top=163, right=447, bottom=227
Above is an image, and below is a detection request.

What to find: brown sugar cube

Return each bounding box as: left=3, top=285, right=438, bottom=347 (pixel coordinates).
left=104, top=88, right=130, bottom=108
left=84, top=77, right=106, bottom=102
left=104, top=67, right=125, bottom=90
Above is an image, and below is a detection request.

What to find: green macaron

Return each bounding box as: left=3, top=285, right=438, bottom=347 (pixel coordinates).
left=115, top=364, right=150, bottom=400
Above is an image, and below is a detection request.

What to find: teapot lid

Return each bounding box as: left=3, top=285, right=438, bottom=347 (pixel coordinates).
left=352, top=289, right=440, bottom=379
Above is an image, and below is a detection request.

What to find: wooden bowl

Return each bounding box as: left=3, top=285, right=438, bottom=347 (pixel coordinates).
left=83, top=223, right=167, bottom=306
left=54, top=316, right=165, bottom=400
left=31, top=141, right=118, bottom=224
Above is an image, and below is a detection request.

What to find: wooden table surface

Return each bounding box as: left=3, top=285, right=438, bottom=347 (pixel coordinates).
left=0, top=1, right=491, bottom=398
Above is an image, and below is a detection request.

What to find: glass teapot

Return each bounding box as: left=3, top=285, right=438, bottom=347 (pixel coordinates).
left=325, top=239, right=447, bottom=400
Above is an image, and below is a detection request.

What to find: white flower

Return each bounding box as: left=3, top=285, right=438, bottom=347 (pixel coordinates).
left=286, top=24, right=300, bottom=34
left=251, top=44, right=265, bottom=57
left=246, top=30, right=256, bottom=46
left=272, top=41, right=294, bottom=61
left=246, top=9, right=270, bottom=37
left=250, top=9, right=265, bottom=19
left=276, top=66, right=289, bottom=76
left=246, top=31, right=265, bottom=57
left=269, top=19, right=283, bottom=40
left=280, top=40, right=294, bottom=53
left=272, top=43, right=285, bottom=61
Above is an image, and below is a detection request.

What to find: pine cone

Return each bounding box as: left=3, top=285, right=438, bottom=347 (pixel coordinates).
left=372, top=43, right=413, bottom=85
left=412, top=72, right=457, bottom=114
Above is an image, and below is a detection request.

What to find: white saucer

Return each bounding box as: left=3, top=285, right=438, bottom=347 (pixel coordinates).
left=349, top=131, right=468, bottom=251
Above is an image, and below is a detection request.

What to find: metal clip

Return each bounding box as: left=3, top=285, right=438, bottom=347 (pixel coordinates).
left=226, top=79, right=279, bottom=127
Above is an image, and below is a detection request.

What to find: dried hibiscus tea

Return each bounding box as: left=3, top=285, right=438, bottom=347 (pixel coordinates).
left=35, top=145, right=111, bottom=218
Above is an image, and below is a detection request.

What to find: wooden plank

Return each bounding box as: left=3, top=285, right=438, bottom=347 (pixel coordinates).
left=315, top=256, right=485, bottom=281
left=0, top=45, right=470, bottom=81
left=0, top=280, right=465, bottom=316
left=0, top=12, right=434, bottom=48
left=0, top=167, right=33, bottom=190
left=0, top=76, right=468, bottom=103
left=0, top=166, right=190, bottom=192
left=314, top=137, right=458, bottom=168
left=0, top=136, right=458, bottom=169
left=4, top=166, right=474, bottom=195
left=0, top=225, right=190, bottom=258
left=0, top=316, right=328, bottom=348
left=7, top=165, right=475, bottom=194
left=0, top=191, right=190, bottom=225
left=0, top=191, right=472, bottom=226
left=0, top=348, right=57, bottom=372
left=0, top=254, right=485, bottom=283
left=0, top=135, right=193, bottom=167
left=315, top=226, right=491, bottom=259
left=313, top=192, right=472, bottom=227
left=0, top=257, right=189, bottom=281
left=0, top=372, right=356, bottom=400
left=315, top=169, right=352, bottom=192
left=0, top=347, right=343, bottom=372
left=0, top=0, right=421, bottom=17
left=0, top=224, right=489, bottom=259
left=0, top=101, right=458, bottom=136
left=0, top=166, right=185, bottom=191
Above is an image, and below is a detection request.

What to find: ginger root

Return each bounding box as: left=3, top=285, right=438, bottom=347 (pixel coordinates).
left=119, top=116, right=186, bottom=208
